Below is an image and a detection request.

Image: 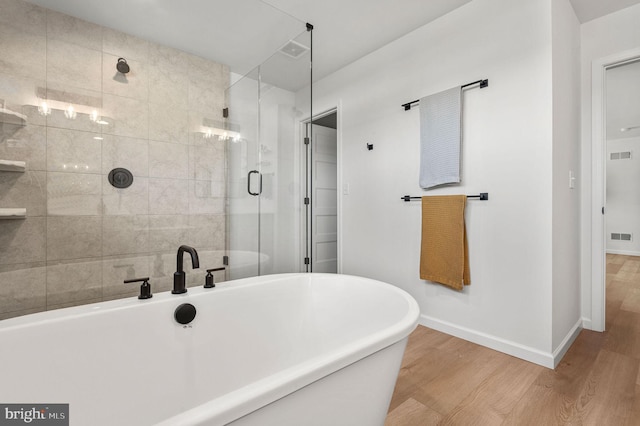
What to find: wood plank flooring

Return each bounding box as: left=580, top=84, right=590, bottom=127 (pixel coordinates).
left=385, top=254, right=640, bottom=425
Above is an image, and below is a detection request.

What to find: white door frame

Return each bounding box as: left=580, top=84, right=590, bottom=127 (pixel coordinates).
left=300, top=107, right=341, bottom=273
left=590, top=48, right=640, bottom=332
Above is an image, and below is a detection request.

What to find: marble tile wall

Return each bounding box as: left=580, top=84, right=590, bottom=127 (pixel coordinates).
left=0, top=0, right=229, bottom=319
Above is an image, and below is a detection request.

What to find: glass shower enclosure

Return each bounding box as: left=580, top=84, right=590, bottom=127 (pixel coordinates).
left=225, top=27, right=312, bottom=279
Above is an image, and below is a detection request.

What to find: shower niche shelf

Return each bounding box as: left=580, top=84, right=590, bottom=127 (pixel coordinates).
left=0, top=108, right=26, bottom=126
left=0, top=208, right=26, bottom=219
left=0, top=107, right=27, bottom=144
left=0, top=159, right=26, bottom=172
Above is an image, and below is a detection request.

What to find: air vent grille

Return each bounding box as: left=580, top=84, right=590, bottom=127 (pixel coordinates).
left=610, top=151, right=632, bottom=160
left=611, top=233, right=632, bottom=241
left=279, top=40, right=310, bottom=59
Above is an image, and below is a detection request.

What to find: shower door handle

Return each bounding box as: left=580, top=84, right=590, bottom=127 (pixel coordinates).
left=248, top=170, right=262, bottom=196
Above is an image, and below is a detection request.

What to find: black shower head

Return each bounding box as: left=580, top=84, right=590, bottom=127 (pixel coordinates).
left=117, top=58, right=130, bottom=74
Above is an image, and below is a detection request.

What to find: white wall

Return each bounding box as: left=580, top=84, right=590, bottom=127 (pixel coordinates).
left=551, top=0, right=582, bottom=354
left=580, top=3, right=640, bottom=327
left=298, top=0, right=571, bottom=366
left=606, top=137, right=640, bottom=255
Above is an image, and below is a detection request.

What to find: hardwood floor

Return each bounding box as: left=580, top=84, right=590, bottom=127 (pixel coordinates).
left=385, top=254, right=640, bottom=425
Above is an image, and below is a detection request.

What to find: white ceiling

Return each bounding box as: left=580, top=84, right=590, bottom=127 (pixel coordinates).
left=569, top=0, right=640, bottom=23
left=261, top=0, right=473, bottom=84
left=22, top=0, right=640, bottom=90
left=23, top=0, right=472, bottom=88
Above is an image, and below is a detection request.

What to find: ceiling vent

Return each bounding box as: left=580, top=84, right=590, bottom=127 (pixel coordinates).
left=278, top=40, right=310, bottom=59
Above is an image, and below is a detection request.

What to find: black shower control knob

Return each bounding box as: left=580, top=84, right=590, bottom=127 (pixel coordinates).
left=108, top=168, right=134, bottom=189
left=123, top=277, right=152, bottom=300
left=204, top=267, right=225, bottom=288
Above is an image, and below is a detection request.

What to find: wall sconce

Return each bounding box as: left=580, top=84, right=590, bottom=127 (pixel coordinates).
left=38, top=101, right=51, bottom=116
left=64, top=105, right=77, bottom=120
left=199, top=127, right=240, bottom=141
left=89, top=110, right=109, bottom=125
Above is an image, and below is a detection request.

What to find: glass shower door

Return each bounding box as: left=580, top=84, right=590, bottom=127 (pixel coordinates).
left=226, top=69, right=261, bottom=280
left=226, top=27, right=312, bottom=279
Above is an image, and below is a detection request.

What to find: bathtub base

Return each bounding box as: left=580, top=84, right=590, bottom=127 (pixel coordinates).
left=228, top=338, right=408, bottom=426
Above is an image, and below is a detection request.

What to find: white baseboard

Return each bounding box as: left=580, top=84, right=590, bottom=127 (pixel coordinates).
left=419, top=314, right=555, bottom=368
left=581, top=317, right=593, bottom=331
left=606, top=249, right=640, bottom=256
left=552, top=319, right=582, bottom=368
left=419, top=315, right=584, bottom=369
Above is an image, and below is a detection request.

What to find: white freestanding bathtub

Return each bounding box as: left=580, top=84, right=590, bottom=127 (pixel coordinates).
left=0, top=273, right=419, bottom=426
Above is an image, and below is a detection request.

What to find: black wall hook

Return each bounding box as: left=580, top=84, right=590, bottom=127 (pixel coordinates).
left=366, top=143, right=373, bottom=151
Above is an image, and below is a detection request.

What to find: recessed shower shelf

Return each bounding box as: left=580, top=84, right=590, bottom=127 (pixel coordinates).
left=0, top=208, right=26, bottom=219
left=0, top=159, right=26, bottom=172
left=0, top=108, right=27, bottom=143
left=0, top=108, right=27, bottom=126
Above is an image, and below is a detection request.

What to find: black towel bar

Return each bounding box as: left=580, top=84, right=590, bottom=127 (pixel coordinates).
left=401, top=79, right=489, bottom=111
left=401, top=193, right=489, bottom=202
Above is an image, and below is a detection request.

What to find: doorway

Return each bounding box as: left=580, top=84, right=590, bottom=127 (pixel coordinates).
left=591, top=50, right=640, bottom=332
left=604, top=59, right=640, bottom=327
left=304, top=111, right=338, bottom=273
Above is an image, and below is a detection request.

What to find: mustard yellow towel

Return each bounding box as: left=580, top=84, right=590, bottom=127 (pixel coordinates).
left=420, top=195, right=470, bottom=291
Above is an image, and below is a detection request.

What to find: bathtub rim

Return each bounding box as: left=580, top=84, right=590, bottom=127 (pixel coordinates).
left=0, top=273, right=418, bottom=332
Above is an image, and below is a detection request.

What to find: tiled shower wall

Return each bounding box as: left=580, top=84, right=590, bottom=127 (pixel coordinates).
left=0, top=0, right=229, bottom=319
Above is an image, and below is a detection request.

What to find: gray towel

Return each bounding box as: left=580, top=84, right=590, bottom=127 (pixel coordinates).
left=419, top=86, right=462, bottom=189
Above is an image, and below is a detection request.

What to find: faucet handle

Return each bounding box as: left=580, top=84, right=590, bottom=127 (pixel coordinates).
left=204, top=267, right=225, bottom=288
left=124, top=277, right=153, bottom=299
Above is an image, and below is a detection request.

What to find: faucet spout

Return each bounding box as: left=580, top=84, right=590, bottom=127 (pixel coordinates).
left=173, top=245, right=200, bottom=294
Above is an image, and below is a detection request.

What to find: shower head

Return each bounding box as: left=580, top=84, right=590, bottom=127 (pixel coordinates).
left=117, top=58, right=130, bottom=74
